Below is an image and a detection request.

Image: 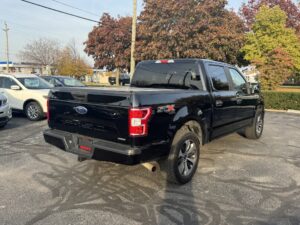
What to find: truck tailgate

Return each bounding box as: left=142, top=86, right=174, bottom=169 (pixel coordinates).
left=48, top=88, right=131, bottom=143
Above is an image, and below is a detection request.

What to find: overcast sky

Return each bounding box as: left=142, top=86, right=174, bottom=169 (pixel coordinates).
left=0, top=0, right=246, bottom=65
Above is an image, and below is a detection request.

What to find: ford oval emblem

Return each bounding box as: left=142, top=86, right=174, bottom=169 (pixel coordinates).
left=74, top=106, right=88, bottom=115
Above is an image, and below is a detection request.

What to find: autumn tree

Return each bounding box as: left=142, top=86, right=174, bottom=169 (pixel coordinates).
left=57, top=41, right=91, bottom=77
left=84, top=13, right=132, bottom=71
left=137, top=0, right=246, bottom=65
left=240, top=0, right=300, bottom=34
left=19, top=38, right=61, bottom=66
left=242, top=5, right=300, bottom=90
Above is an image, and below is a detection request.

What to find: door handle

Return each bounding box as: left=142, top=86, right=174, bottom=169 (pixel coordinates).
left=236, top=92, right=242, bottom=104
left=215, top=100, right=223, bottom=107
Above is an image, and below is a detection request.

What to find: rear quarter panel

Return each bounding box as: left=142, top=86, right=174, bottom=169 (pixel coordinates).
left=131, top=90, right=212, bottom=147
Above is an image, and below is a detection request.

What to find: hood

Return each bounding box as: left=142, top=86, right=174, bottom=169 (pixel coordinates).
left=29, top=89, right=51, bottom=96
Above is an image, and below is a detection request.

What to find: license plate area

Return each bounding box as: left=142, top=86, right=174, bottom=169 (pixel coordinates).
left=69, top=136, right=94, bottom=158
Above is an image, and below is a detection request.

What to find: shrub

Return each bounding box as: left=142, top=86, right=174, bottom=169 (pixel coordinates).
left=262, top=91, right=300, bottom=110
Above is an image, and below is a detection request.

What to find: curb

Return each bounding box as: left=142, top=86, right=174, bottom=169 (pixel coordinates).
left=287, top=109, right=300, bottom=114
left=265, top=109, right=300, bottom=114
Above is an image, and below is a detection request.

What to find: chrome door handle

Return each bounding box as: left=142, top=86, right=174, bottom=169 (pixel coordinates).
left=215, top=100, right=223, bottom=107
left=236, top=92, right=242, bottom=104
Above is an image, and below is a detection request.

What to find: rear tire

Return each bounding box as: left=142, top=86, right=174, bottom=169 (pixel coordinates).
left=159, top=122, right=202, bottom=184
left=25, top=102, right=44, bottom=121
left=241, top=110, right=264, bottom=139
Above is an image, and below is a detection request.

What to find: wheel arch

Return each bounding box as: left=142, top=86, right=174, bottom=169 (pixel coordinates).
left=169, top=112, right=209, bottom=146
left=23, top=99, right=42, bottom=111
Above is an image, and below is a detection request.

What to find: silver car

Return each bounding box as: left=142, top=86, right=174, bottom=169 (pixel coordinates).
left=0, top=93, right=12, bottom=128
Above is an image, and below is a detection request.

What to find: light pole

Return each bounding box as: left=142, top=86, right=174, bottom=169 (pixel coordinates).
left=130, top=0, right=137, bottom=77
left=3, top=22, right=10, bottom=73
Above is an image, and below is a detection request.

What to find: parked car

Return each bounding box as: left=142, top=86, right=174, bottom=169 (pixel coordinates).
left=108, top=74, right=130, bottom=86
left=0, top=92, right=12, bottom=128
left=44, top=59, right=264, bottom=184
left=41, top=76, right=86, bottom=87
left=0, top=74, right=52, bottom=121
left=108, top=77, right=117, bottom=85
left=119, top=73, right=130, bottom=86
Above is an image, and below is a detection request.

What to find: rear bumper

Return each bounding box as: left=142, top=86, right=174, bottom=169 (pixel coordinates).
left=43, top=129, right=153, bottom=165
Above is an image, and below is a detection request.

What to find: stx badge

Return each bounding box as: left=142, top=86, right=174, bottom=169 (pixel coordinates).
left=157, top=105, right=175, bottom=114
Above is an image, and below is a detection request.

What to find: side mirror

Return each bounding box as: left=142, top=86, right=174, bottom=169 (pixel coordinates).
left=248, top=83, right=260, bottom=94
left=10, top=85, right=21, bottom=90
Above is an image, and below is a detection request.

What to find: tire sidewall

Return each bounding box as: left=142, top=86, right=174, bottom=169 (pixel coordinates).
left=172, top=132, right=200, bottom=184
left=254, top=110, right=264, bottom=138
left=25, top=102, right=43, bottom=121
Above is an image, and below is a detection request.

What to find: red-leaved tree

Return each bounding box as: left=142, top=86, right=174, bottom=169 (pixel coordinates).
left=84, top=13, right=132, bottom=71
left=240, top=0, right=300, bottom=34
left=137, top=0, right=246, bottom=65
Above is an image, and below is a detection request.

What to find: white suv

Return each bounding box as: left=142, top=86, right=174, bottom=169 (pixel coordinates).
left=0, top=74, right=52, bottom=121
left=0, top=93, right=12, bottom=128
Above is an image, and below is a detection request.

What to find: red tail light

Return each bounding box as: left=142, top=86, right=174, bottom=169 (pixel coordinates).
left=129, top=107, right=152, bottom=136
left=46, top=99, right=50, bottom=122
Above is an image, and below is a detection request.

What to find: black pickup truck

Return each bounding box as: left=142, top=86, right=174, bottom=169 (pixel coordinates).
left=44, top=59, right=264, bottom=184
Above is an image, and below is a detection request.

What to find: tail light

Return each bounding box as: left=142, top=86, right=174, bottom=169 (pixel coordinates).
left=46, top=99, right=50, bottom=122
left=129, top=107, right=152, bottom=136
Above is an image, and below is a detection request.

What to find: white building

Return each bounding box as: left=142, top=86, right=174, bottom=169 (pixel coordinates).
left=239, top=65, right=259, bottom=83
left=0, top=61, right=54, bottom=75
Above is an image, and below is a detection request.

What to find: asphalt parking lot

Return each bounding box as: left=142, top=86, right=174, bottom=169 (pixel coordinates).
left=0, top=112, right=300, bottom=225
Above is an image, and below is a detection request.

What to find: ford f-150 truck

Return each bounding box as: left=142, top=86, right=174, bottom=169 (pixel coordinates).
left=44, top=59, right=264, bottom=184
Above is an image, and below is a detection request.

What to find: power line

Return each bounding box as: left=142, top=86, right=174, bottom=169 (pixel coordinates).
left=48, top=0, right=100, bottom=17
left=20, top=0, right=99, bottom=23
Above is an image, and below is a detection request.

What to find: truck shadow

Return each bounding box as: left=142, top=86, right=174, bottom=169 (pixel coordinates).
left=24, top=147, right=221, bottom=225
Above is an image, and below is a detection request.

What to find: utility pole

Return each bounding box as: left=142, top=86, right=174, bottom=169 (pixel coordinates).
left=130, top=0, right=137, bottom=77
left=3, top=22, right=10, bottom=73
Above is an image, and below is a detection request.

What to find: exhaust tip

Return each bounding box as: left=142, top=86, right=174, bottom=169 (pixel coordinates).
left=142, top=162, right=157, bottom=173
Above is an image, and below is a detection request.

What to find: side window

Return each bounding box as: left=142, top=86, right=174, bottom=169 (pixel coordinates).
left=229, top=68, right=247, bottom=93
left=207, top=65, right=229, bottom=91
left=3, top=78, right=17, bottom=89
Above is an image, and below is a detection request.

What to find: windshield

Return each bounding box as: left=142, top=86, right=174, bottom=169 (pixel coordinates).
left=57, top=77, right=85, bottom=87
left=17, top=77, right=53, bottom=89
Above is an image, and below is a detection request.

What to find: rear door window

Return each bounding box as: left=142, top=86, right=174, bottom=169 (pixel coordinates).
left=207, top=65, right=229, bottom=91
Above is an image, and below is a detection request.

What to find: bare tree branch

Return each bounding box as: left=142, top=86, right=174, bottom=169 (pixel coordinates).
left=19, top=38, right=61, bottom=66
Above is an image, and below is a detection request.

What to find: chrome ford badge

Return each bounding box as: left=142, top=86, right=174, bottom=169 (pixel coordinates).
left=74, top=106, right=88, bottom=115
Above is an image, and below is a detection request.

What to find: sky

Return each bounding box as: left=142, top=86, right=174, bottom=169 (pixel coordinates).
left=0, top=0, right=246, bottom=65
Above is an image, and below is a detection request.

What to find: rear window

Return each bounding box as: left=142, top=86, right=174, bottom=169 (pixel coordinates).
left=131, top=62, right=203, bottom=90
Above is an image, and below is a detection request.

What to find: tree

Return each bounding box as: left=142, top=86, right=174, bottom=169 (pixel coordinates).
left=19, top=38, right=61, bottom=66
left=240, top=0, right=300, bottom=34
left=242, top=5, right=300, bottom=90
left=137, top=0, right=246, bottom=65
left=84, top=13, right=132, bottom=71
left=57, top=41, right=91, bottom=77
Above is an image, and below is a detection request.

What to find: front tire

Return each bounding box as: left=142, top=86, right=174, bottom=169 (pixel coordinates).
left=159, top=122, right=201, bottom=184
left=25, top=102, right=44, bottom=121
